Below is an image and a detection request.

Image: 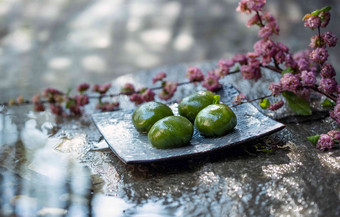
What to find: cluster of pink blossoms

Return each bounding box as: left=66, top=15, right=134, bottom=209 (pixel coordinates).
left=151, top=72, right=178, bottom=101
left=30, top=83, right=120, bottom=115
left=127, top=88, right=155, bottom=105
left=33, top=85, right=91, bottom=116
left=316, top=130, right=340, bottom=151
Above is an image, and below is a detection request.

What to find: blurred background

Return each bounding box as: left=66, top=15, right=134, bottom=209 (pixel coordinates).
left=0, top=0, right=339, bottom=101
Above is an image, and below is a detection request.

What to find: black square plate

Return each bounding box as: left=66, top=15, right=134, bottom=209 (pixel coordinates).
left=91, top=84, right=285, bottom=164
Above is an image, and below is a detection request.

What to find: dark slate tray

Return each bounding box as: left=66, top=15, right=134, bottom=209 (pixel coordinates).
left=91, top=84, right=285, bottom=164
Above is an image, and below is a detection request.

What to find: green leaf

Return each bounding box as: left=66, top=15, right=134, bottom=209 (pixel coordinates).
left=307, top=135, right=320, bottom=146
left=213, top=95, right=220, bottom=104
left=282, top=91, right=312, bottom=115
left=311, top=9, right=320, bottom=16
left=320, top=6, right=332, bottom=12
left=321, top=99, right=336, bottom=108
left=259, top=98, right=271, bottom=109
left=281, top=67, right=294, bottom=75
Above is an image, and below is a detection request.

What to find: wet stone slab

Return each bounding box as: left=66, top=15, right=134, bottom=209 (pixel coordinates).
left=1, top=61, right=340, bottom=216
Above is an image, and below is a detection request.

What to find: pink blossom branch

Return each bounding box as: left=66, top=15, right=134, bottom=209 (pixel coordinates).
left=0, top=68, right=241, bottom=107
left=261, top=64, right=337, bottom=102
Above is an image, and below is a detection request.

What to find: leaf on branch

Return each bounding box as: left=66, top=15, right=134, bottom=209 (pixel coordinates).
left=321, top=99, right=336, bottom=108
left=281, top=67, right=294, bottom=75
left=307, top=135, right=320, bottom=146
left=320, top=6, right=332, bottom=12
left=311, top=9, right=320, bottom=16
left=213, top=95, right=220, bottom=104
left=282, top=91, right=312, bottom=115
left=259, top=98, right=271, bottom=109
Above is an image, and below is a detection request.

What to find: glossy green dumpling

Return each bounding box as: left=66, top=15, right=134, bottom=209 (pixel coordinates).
left=178, top=90, right=215, bottom=122
left=148, top=116, right=193, bottom=149
left=132, top=101, right=174, bottom=133
left=194, top=104, right=237, bottom=137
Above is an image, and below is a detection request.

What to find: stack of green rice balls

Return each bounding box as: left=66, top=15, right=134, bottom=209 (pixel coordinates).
left=132, top=91, right=237, bottom=149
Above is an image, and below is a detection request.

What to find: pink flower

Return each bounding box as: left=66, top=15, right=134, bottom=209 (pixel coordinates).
left=50, top=104, right=63, bottom=115
left=316, top=134, right=334, bottom=151
left=321, top=64, right=336, bottom=78
left=32, top=94, right=41, bottom=104
left=120, top=83, right=135, bottom=95
left=309, top=35, right=325, bottom=49
left=330, top=104, right=340, bottom=124
left=202, top=73, right=221, bottom=91
left=246, top=0, right=266, bottom=11
left=236, top=0, right=251, bottom=14
left=69, top=105, right=82, bottom=116
left=141, top=88, right=155, bottom=102
left=247, top=52, right=259, bottom=58
left=129, top=93, right=143, bottom=105
left=277, top=42, right=289, bottom=53
left=96, top=102, right=119, bottom=112
left=233, top=93, right=246, bottom=104
left=218, top=59, right=234, bottom=76
left=304, top=15, right=321, bottom=29
left=232, top=54, right=247, bottom=65
left=212, top=68, right=226, bottom=78
left=293, top=49, right=311, bottom=60
left=99, top=83, right=112, bottom=94
left=328, top=130, right=340, bottom=140
left=322, top=32, right=338, bottom=47
left=297, top=58, right=310, bottom=72
left=258, top=22, right=279, bottom=39
left=280, top=73, right=300, bottom=93
left=309, top=48, right=329, bottom=64
left=247, top=14, right=262, bottom=27
left=319, top=11, right=331, bottom=28
left=269, top=82, right=282, bottom=96
left=75, top=95, right=89, bottom=106
left=186, top=67, right=204, bottom=82
left=43, top=88, right=63, bottom=97
left=216, top=59, right=234, bottom=77
left=92, top=84, right=100, bottom=92
left=269, top=100, right=284, bottom=111
left=34, top=103, right=45, bottom=112
left=285, top=54, right=298, bottom=69
left=152, top=72, right=167, bottom=84
left=300, top=71, right=316, bottom=87
left=93, top=83, right=111, bottom=94
left=43, top=88, right=64, bottom=103
left=240, top=65, right=261, bottom=81
left=240, top=56, right=261, bottom=81
left=16, top=96, right=24, bottom=104
left=77, top=83, right=90, bottom=92
left=158, top=82, right=178, bottom=101
left=319, top=78, right=337, bottom=95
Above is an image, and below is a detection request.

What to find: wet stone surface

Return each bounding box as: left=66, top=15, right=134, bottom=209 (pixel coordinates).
left=1, top=61, right=340, bottom=216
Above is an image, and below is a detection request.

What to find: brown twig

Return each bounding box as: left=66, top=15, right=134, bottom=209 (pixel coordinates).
left=232, top=94, right=272, bottom=107
left=256, top=11, right=265, bottom=27
left=0, top=69, right=241, bottom=107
